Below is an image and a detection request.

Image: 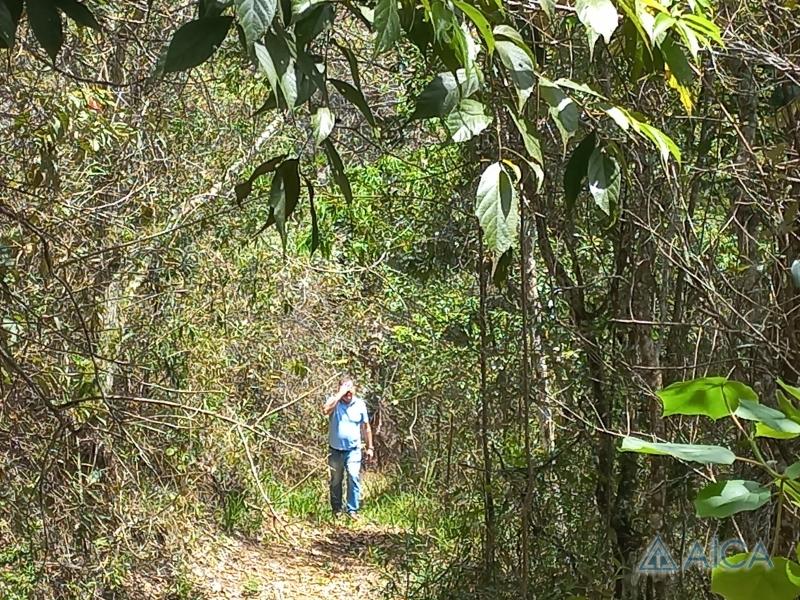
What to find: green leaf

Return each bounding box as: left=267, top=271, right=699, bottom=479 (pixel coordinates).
left=778, top=379, right=800, bottom=404
left=785, top=461, right=800, bottom=480
left=620, top=436, right=736, bottom=464
left=681, top=13, right=722, bottom=45
left=411, top=68, right=480, bottom=119
left=303, top=175, right=320, bottom=255
left=793, top=259, right=800, bottom=288
left=603, top=105, right=630, bottom=131
left=586, top=146, right=620, bottom=215
left=652, top=13, right=675, bottom=45
left=507, top=110, right=543, bottom=165
left=540, top=78, right=580, bottom=150
left=445, top=99, right=492, bottom=142
left=575, top=0, right=619, bottom=53
left=374, top=0, right=400, bottom=53
left=712, top=555, right=800, bottom=600
left=330, top=78, right=376, bottom=127
left=26, top=0, right=63, bottom=62
left=635, top=120, right=681, bottom=164
left=660, top=35, right=694, bottom=86
left=475, top=162, right=519, bottom=258
left=234, top=0, right=277, bottom=44
left=495, top=38, right=535, bottom=110
left=755, top=423, right=800, bottom=440
left=507, top=109, right=544, bottom=187
left=563, top=131, right=596, bottom=209
left=234, top=154, right=287, bottom=202
left=736, top=399, right=800, bottom=436
left=164, top=16, right=233, bottom=73
left=658, top=377, right=756, bottom=420
left=335, top=40, right=361, bottom=89
left=323, top=140, right=352, bottom=203
left=552, top=78, right=604, bottom=98
left=694, top=480, right=771, bottom=518
left=311, top=106, right=335, bottom=144
left=200, top=0, right=229, bottom=17
left=294, top=2, right=334, bottom=46
left=0, top=0, right=17, bottom=47
left=54, top=0, right=100, bottom=30
left=255, top=33, right=298, bottom=108
left=269, top=158, right=301, bottom=250
left=453, top=0, right=494, bottom=55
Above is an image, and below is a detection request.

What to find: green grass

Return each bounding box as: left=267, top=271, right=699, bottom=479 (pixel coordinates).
left=0, top=543, right=37, bottom=600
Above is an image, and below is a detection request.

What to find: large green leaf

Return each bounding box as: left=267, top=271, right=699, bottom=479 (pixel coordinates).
left=620, top=436, right=736, bottom=464
left=235, top=0, right=277, bottom=44
left=255, top=33, right=298, bottom=108
left=27, top=0, right=63, bottom=61
left=412, top=68, right=480, bottom=119
left=657, top=377, right=756, bottom=420
left=660, top=35, right=694, bottom=86
left=311, top=107, right=335, bottom=144
left=586, top=146, right=619, bottom=215
left=374, top=0, right=400, bottom=53
left=475, top=162, right=519, bottom=258
left=164, top=16, right=233, bottom=73
left=445, top=99, right=492, bottom=142
left=539, top=78, right=579, bottom=149
left=564, top=132, right=596, bottom=209
left=495, top=37, right=534, bottom=110
left=575, top=0, right=619, bottom=52
left=323, top=140, right=352, bottom=204
left=54, top=0, right=100, bottom=30
left=735, top=400, right=800, bottom=437
left=694, top=480, right=771, bottom=518
left=711, top=555, right=800, bottom=600
left=453, top=0, right=494, bottom=55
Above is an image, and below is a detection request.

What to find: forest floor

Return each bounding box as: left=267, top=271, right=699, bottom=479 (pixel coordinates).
left=171, top=473, right=424, bottom=599
left=185, top=519, right=402, bottom=599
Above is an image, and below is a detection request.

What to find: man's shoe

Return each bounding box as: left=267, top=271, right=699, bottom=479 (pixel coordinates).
left=346, top=511, right=360, bottom=521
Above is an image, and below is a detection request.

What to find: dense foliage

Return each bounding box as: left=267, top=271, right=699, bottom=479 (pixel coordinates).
left=1, top=0, right=799, bottom=598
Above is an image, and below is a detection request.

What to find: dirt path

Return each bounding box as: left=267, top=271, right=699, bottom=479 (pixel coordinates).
left=186, top=519, right=407, bottom=599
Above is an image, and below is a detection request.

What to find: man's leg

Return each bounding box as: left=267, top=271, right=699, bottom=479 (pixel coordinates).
left=344, top=448, right=362, bottom=514
left=328, top=449, right=345, bottom=514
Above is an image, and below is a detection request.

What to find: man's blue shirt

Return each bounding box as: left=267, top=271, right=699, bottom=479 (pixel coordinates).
left=328, top=396, right=369, bottom=450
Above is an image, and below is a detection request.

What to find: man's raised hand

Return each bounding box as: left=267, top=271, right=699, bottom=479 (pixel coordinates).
left=338, top=380, right=353, bottom=397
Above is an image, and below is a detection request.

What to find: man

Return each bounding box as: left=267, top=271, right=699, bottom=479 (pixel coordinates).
left=322, top=376, right=373, bottom=519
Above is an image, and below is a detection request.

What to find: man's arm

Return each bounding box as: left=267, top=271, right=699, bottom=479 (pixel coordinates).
left=322, top=381, right=351, bottom=416
left=361, top=421, right=374, bottom=460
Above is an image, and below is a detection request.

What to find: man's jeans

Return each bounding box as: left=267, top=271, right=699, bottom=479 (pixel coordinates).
left=328, top=447, right=362, bottom=514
